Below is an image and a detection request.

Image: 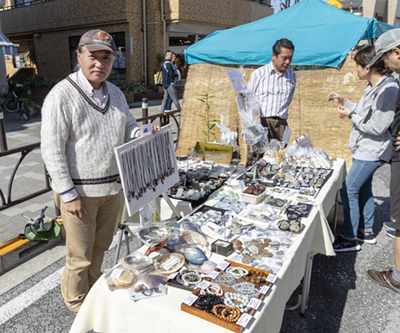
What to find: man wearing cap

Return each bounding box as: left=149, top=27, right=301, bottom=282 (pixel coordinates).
left=41, top=29, right=158, bottom=313
left=366, top=28, right=400, bottom=294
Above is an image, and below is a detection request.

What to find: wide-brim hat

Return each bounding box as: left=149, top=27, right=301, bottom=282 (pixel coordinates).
left=78, top=29, right=117, bottom=57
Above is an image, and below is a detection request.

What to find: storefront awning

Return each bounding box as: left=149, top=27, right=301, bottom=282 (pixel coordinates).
left=0, top=30, right=19, bottom=56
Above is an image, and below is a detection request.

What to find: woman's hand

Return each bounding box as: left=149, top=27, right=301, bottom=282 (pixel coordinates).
left=151, top=125, right=161, bottom=134
left=336, top=105, right=351, bottom=118
left=328, top=92, right=346, bottom=105
left=396, top=131, right=400, bottom=152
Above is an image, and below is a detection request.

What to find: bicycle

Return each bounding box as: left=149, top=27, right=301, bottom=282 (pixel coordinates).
left=3, top=88, right=31, bottom=121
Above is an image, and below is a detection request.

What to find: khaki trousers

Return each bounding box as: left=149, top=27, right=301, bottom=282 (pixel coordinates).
left=260, top=116, right=288, bottom=141
left=55, top=192, right=122, bottom=313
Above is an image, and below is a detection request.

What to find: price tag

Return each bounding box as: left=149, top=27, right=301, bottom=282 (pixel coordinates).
left=216, top=261, right=230, bottom=271
left=110, top=268, right=123, bottom=279
left=239, top=180, right=246, bottom=192
left=160, top=257, right=180, bottom=270
left=196, top=280, right=211, bottom=290
left=183, top=294, right=198, bottom=306
left=248, top=298, right=262, bottom=311
left=168, top=272, right=179, bottom=280
left=236, top=313, right=252, bottom=327
left=208, top=271, right=220, bottom=279
left=27, top=232, right=36, bottom=240
left=266, top=274, right=278, bottom=284
left=259, top=285, right=271, bottom=295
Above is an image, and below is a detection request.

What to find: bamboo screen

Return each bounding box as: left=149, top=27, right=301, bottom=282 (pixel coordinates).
left=177, top=55, right=366, bottom=167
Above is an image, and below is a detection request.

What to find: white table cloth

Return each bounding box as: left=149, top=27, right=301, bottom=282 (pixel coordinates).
left=70, top=159, right=347, bottom=333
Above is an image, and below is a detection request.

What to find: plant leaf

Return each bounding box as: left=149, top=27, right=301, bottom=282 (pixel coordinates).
left=198, top=99, right=206, bottom=103
left=209, top=95, right=216, bottom=98
left=199, top=115, right=206, bottom=118
left=211, top=119, right=219, bottom=122
left=202, top=130, right=208, bottom=136
left=205, top=122, right=209, bottom=127
left=210, top=124, right=216, bottom=130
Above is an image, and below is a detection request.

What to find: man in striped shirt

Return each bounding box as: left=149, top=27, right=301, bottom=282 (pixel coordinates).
left=247, top=38, right=296, bottom=141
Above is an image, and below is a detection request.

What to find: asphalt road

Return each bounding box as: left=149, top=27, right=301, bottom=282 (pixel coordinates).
left=0, top=101, right=399, bottom=333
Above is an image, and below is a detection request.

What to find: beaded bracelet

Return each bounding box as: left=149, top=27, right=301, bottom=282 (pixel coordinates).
left=224, top=292, right=250, bottom=313
left=226, top=266, right=249, bottom=279
left=193, top=294, right=224, bottom=314
left=200, top=282, right=224, bottom=296
left=221, top=306, right=241, bottom=322
left=181, top=271, right=201, bottom=287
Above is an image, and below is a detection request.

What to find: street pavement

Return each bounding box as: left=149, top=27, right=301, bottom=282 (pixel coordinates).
left=0, top=101, right=399, bottom=333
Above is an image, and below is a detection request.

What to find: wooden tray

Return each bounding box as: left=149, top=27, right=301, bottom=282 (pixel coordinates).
left=181, top=260, right=276, bottom=333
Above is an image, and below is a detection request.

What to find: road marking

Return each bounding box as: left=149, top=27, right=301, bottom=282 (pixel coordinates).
left=0, top=266, right=64, bottom=325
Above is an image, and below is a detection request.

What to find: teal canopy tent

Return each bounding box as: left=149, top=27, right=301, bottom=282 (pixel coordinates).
left=185, top=0, right=397, bottom=68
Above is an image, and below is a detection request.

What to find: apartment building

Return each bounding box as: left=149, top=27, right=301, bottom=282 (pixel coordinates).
left=341, top=0, right=400, bottom=26
left=0, top=0, right=273, bottom=85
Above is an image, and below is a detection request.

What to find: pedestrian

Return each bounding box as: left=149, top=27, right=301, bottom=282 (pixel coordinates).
left=41, top=29, right=159, bottom=313
left=166, top=53, right=181, bottom=112
left=365, top=28, right=400, bottom=293
left=247, top=38, right=296, bottom=141
left=328, top=45, right=397, bottom=252
left=160, top=50, right=181, bottom=113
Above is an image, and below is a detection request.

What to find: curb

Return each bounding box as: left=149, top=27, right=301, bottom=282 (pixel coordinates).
left=0, top=221, right=66, bottom=275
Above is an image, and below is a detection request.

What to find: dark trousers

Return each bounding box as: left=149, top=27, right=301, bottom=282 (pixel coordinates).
left=260, top=116, right=288, bottom=141
left=390, top=161, right=400, bottom=230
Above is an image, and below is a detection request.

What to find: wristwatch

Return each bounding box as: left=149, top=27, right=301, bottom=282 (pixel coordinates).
left=348, top=111, right=356, bottom=119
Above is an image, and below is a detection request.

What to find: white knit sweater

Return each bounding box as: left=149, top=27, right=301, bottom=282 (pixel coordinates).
left=41, top=74, right=139, bottom=197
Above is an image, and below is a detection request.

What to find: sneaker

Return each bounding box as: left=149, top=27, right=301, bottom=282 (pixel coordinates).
left=367, top=269, right=400, bottom=294
left=383, top=222, right=395, bottom=230
left=386, top=229, right=396, bottom=239
left=333, top=236, right=361, bottom=252
left=356, top=232, right=377, bottom=244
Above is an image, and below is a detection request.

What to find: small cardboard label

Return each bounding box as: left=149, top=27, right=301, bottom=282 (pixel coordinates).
left=260, top=285, right=271, bottom=295
left=142, top=124, right=153, bottom=136
left=27, top=232, right=36, bottom=240
left=216, top=261, right=230, bottom=271
left=183, top=294, right=198, bottom=306
left=160, top=257, right=180, bottom=270
left=248, top=298, right=262, bottom=310
left=236, top=313, right=252, bottom=327
left=266, top=274, right=278, bottom=284
left=208, top=271, right=220, bottom=279
left=110, top=269, right=123, bottom=279
left=196, top=280, right=211, bottom=290
left=168, top=272, right=179, bottom=280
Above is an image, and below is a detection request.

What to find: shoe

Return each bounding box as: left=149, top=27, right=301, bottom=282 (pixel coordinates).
left=356, top=232, right=377, bottom=244
left=384, top=222, right=395, bottom=230
left=386, top=229, right=396, bottom=239
left=333, top=236, right=361, bottom=252
left=367, top=269, right=400, bottom=294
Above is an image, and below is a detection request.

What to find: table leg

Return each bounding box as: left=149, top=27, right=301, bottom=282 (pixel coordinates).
left=333, top=190, right=339, bottom=235
left=300, top=253, right=314, bottom=315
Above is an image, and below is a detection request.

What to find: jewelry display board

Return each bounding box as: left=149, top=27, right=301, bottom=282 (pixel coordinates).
left=114, top=125, right=179, bottom=216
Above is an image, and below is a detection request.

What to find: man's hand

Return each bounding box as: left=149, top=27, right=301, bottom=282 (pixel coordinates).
left=65, top=197, right=87, bottom=218
left=138, top=125, right=161, bottom=137
left=337, top=105, right=351, bottom=118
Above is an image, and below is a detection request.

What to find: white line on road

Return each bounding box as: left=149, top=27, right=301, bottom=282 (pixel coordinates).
left=0, top=266, right=64, bottom=325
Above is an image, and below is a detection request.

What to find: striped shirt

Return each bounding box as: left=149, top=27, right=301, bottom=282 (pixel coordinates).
left=247, top=61, right=296, bottom=119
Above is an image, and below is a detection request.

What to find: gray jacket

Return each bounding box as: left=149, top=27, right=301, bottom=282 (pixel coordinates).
left=347, top=75, right=398, bottom=162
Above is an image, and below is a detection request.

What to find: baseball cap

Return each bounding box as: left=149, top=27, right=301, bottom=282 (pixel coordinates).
left=78, top=29, right=117, bottom=57
left=368, top=28, right=400, bottom=67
